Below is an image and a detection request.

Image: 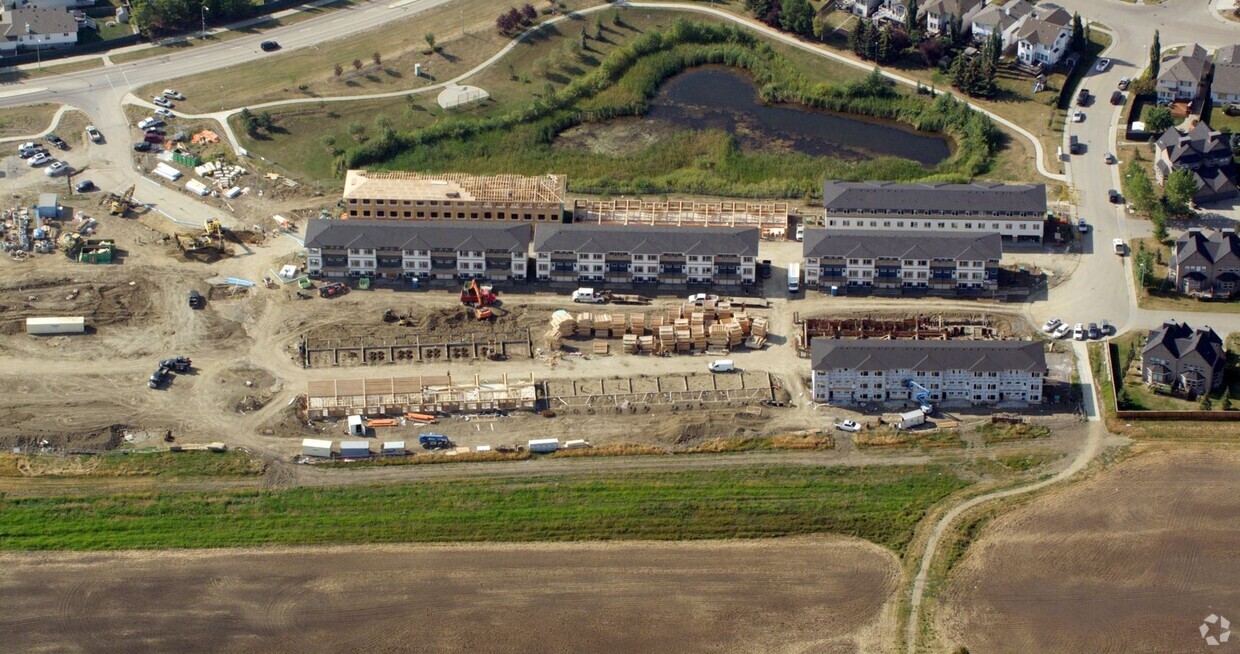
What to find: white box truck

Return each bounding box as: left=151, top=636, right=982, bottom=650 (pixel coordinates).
left=787, top=262, right=801, bottom=293
left=528, top=438, right=560, bottom=453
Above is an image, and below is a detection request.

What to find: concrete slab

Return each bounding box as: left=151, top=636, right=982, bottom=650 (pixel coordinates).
left=437, top=84, right=489, bottom=109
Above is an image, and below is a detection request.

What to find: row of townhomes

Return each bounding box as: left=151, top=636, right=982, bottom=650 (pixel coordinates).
left=1169, top=228, right=1240, bottom=298
left=802, top=230, right=1000, bottom=292
left=810, top=340, right=1047, bottom=405
left=820, top=181, right=1048, bottom=242
left=1140, top=321, right=1226, bottom=395
left=0, top=5, right=78, bottom=54
left=306, top=220, right=759, bottom=286
left=846, top=0, right=1073, bottom=68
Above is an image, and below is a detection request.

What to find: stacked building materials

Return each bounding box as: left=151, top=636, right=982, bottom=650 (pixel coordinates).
left=593, top=341, right=609, bottom=355
left=549, top=310, right=577, bottom=337
left=630, top=312, right=646, bottom=335
left=622, top=334, right=638, bottom=353
left=747, top=316, right=769, bottom=349
left=638, top=335, right=656, bottom=352
left=658, top=325, right=675, bottom=351
left=576, top=312, right=593, bottom=335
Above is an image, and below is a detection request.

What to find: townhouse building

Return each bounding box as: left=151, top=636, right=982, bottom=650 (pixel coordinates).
left=1156, top=43, right=1210, bottom=104
left=821, top=181, right=1047, bottom=242
left=0, top=7, right=77, bottom=53
left=532, top=224, right=758, bottom=287
left=1170, top=228, right=1240, bottom=298
left=802, top=230, right=1000, bottom=294
left=1154, top=122, right=1237, bottom=203
left=304, top=219, right=530, bottom=282
left=810, top=340, right=1046, bottom=405
left=1140, top=321, right=1225, bottom=394
left=1211, top=44, right=1240, bottom=105
left=341, top=170, right=566, bottom=223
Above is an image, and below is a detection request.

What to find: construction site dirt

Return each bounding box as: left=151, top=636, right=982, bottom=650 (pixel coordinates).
left=0, top=536, right=898, bottom=654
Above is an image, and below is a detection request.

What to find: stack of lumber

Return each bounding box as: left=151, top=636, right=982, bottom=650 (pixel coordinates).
left=630, top=313, right=646, bottom=336
left=593, top=341, right=609, bottom=355
left=609, top=314, right=625, bottom=338
left=674, top=318, right=691, bottom=352
left=707, top=323, right=730, bottom=349
left=593, top=313, right=611, bottom=339
left=576, top=312, right=593, bottom=336
left=622, top=334, right=638, bottom=353
left=638, top=335, right=656, bottom=352
left=690, top=325, right=707, bottom=350
left=658, top=325, right=675, bottom=351
left=549, top=310, right=577, bottom=337
left=724, top=320, right=745, bottom=348
left=750, top=316, right=768, bottom=338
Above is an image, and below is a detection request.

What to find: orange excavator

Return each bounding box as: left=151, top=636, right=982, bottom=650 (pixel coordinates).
left=460, top=279, right=496, bottom=320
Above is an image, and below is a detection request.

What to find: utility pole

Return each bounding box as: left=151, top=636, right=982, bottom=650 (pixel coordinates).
left=460, top=8, right=464, bottom=36
left=201, top=5, right=209, bottom=39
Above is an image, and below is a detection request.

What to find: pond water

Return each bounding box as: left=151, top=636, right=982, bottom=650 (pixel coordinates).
left=555, top=67, right=952, bottom=165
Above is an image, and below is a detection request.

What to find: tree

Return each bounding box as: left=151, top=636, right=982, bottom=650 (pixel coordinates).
left=1223, top=388, right=1234, bottom=411
left=780, top=0, right=814, bottom=36
left=372, top=51, right=382, bottom=66
left=594, top=15, right=603, bottom=40
left=255, top=111, right=274, bottom=132
left=906, top=0, right=920, bottom=31
left=1071, top=13, right=1084, bottom=52
left=848, top=17, right=866, bottom=56
left=424, top=32, right=437, bottom=52
left=238, top=107, right=256, bottom=136
left=1117, top=386, right=1133, bottom=409
left=347, top=122, right=366, bottom=141
left=1200, top=394, right=1213, bottom=410
left=1149, top=30, right=1161, bottom=80
left=1165, top=167, right=1198, bottom=214
left=877, top=26, right=892, bottom=64
left=334, top=63, right=343, bottom=77
left=351, top=59, right=363, bottom=71
left=1145, top=106, right=1174, bottom=134
left=863, top=21, right=878, bottom=60
left=1123, top=159, right=1157, bottom=213
left=1153, top=214, right=1169, bottom=242
left=919, top=39, right=944, bottom=66
left=521, top=3, right=537, bottom=23
left=320, top=135, right=336, bottom=151
left=988, top=30, right=1002, bottom=68
left=1230, top=132, right=1240, bottom=157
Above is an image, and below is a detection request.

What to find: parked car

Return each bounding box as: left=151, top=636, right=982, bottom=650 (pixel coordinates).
left=27, top=152, right=52, bottom=166
left=1042, top=317, right=1063, bottom=333
left=1113, top=238, right=1125, bottom=255
left=687, top=293, right=720, bottom=302
left=758, top=259, right=772, bottom=279
left=44, top=161, right=69, bottom=177
left=1118, top=76, right=1131, bottom=90
left=162, top=89, right=185, bottom=100
left=1088, top=323, right=1101, bottom=340
left=44, top=133, right=67, bottom=149
left=1095, top=58, right=1111, bottom=71
left=152, top=96, right=174, bottom=108
left=1073, top=323, right=1086, bottom=341
left=1076, top=88, right=1090, bottom=106
left=155, top=108, right=175, bottom=119
left=1077, top=218, right=1089, bottom=234
left=73, top=179, right=94, bottom=193
left=1110, top=90, right=1125, bottom=105
left=833, top=420, right=862, bottom=433
left=1071, top=110, right=1085, bottom=122
left=144, top=127, right=165, bottom=135
left=260, top=40, right=280, bottom=52
left=708, top=359, right=736, bottom=373
left=1053, top=323, right=1072, bottom=339
left=1069, top=135, right=1081, bottom=154
left=148, top=366, right=171, bottom=389
left=1108, top=189, right=1122, bottom=204
left=1101, top=319, right=1113, bottom=336
left=19, top=146, right=46, bottom=159
left=1104, top=152, right=1116, bottom=164
left=85, top=125, right=102, bottom=143
left=133, top=141, right=152, bottom=152
left=143, top=132, right=164, bottom=144
left=137, top=117, right=157, bottom=129
left=795, top=223, right=805, bottom=242
left=188, top=289, right=205, bottom=309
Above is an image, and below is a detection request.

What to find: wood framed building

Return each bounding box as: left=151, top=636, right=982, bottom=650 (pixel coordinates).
left=341, top=170, right=566, bottom=222
left=305, top=373, right=540, bottom=419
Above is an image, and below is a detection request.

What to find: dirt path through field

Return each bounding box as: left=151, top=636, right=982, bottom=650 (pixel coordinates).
left=0, top=536, right=899, bottom=654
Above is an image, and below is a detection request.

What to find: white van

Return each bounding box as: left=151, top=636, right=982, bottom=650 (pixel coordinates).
left=708, top=359, right=735, bottom=373
left=787, top=262, right=801, bottom=293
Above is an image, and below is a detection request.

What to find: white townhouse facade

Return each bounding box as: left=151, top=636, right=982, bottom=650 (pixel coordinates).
left=304, top=219, right=530, bottom=282
left=802, top=230, right=1001, bottom=293
left=821, top=181, right=1047, bottom=242
left=810, top=340, right=1046, bottom=406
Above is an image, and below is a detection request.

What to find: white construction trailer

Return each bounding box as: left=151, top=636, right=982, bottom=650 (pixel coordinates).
left=339, top=440, right=371, bottom=457
left=26, top=316, right=86, bottom=335
left=528, top=438, right=560, bottom=453
left=301, top=438, right=333, bottom=458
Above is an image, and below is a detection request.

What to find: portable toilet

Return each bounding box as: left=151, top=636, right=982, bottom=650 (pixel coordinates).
left=380, top=441, right=406, bottom=455
left=346, top=415, right=365, bottom=436
left=339, top=441, right=371, bottom=458
left=301, top=438, right=333, bottom=458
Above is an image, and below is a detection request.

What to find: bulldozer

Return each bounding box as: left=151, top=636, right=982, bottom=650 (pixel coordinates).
left=174, top=219, right=230, bottom=257
left=99, top=185, right=137, bottom=217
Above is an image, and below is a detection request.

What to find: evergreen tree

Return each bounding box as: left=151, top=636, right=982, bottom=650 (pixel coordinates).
left=949, top=53, right=966, bottom=88
left=1223, top=388, right=1233, bottom=411
left=1165, top=168, right=1199, bottom=214
left=1149, top=30, right=1161, bottom=79
left=780, top=0, right=814, bottom=36
left=878, top=26, right=892, bottom=63
left=906, top=0, right=920, bottom=30
left=1071, top=13, right=1084, bottom=52
left=988, top=30, right=1002, bottom=68
left=863, top=21, right=878, bottom=60
left=1200, top=394, right=1213, bottom=410
left=849, top=17, right=866, bottom=56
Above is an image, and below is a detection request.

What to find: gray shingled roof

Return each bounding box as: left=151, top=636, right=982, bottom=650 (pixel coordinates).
left=1216, top=44, right=1240, bottom=66
left=1175, top=229, right=1240, bottom=267
left=1212, top=45, right=1240, bottom=97
left=822, top=181, right=1047, bottom=214
left=533, top=224, right=759, bottom=257
left=802, top=229, right=1002, bottom=261
left=923, top=0, right=983, bottom=18
left=1142, top=321, right=1224, bottom=368
left=1, top=7, right=79, bottom=39
left=811, top=340, right=1046, bottom=373
left=1157, top=44, right=1210, bottom=86
left=304, top=219, right=531, bottom=253
left=1155, top=123, right=1230, bottom=167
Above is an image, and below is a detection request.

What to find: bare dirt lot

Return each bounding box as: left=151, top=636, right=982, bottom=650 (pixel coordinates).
left=0, top=536, right=899, bottom=654
left=939, top=447, right=1240, bottom=653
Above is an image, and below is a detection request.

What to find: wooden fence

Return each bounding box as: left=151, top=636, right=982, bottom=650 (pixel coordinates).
left=1105, top=342, right=1240, bottom=421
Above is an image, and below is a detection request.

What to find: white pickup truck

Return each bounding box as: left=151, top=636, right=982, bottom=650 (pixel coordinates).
left=1113, top=238, right=1125, bottom=255
left=571, top=288, right=607, bottom=303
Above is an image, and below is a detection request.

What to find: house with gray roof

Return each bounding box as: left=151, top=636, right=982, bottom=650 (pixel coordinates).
left=821, top=180, right=1047, bottom=242
left=1156, top=43, right=1211, bottom=103
left=1170, top=228, right=1240, bottom=298
left=304, top=219, right=531, bottom=282
left=0, top=6, right=78, bottom=53
left=1154, top=122, right=1237, bottom=203
left=1140, top=321, right=1225, bottom=395
left=923, top=0, right=986, bottom=38
left=1012, top=2, right=1072, bottom=68
left=533, top=224, right=758, bottom=287
left=1211, top=44, right=1240, bottom=105
left=810, top=339, right=1046, bottom=405
left=802, top=230, right=1000, bottom=294
left=971, top=0, right=1033, bottom=49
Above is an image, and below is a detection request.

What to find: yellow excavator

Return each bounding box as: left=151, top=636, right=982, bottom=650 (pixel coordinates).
left=99, top=185, right=136, bottom=216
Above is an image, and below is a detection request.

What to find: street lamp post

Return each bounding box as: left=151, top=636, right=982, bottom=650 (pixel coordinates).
left=35, top=37, right=42, bottom=70
left=201, top=5, right=209, bottom=39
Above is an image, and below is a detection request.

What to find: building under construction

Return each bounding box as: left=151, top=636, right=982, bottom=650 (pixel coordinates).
left=572, top=198, right=790, bottom=230
left=304, top=373, right=541, bottom=419
left=796, top=314, right=1001, bottom=356
left=342, top=170, right=566, bottom=222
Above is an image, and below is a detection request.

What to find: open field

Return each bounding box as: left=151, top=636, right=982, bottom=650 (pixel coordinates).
left=0, top=536, right=898, bottom=653
left=0, top=465, right=968, bottom=551
left=939, top=447, right=1240, bottom=653
left=0, top=103, right=58, bottom=138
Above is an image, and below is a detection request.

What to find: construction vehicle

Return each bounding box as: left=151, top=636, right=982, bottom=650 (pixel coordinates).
left=175, top=219, right=230, bottom=256
left=572, top=288, right=652, bottom=305
left=99, top=185, right=137, bottom=216
left=904, top=380, right=935, bottom=414
left=461, top=279, right=496, bottom=319
left=419, top=434, right=452, bottom=450
left=159, top=355, right=192, bottom=372
left=319, top=281, right=348, bottom=298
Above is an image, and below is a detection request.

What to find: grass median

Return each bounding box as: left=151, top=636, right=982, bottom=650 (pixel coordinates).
left=0, top=464, right=968, bottom=553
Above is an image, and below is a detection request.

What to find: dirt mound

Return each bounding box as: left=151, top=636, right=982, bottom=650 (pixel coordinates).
left=0, top=423, right=129, bottom=451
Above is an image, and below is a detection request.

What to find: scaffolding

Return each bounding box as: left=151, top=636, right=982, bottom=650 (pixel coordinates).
left=572, top=198, right=790, bottom=229
left=305, top=373, right=541, bottom=419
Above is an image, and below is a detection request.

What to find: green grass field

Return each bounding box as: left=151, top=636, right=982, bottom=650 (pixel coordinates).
left=0, top=465, right=968, bottom=553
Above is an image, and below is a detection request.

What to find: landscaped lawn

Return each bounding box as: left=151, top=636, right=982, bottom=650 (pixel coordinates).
left=1110, top=328, right=1240, bottom=411
left=0, top=465, right=969, bottom=554
left=1203, top=99, right=1240, bottom=134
